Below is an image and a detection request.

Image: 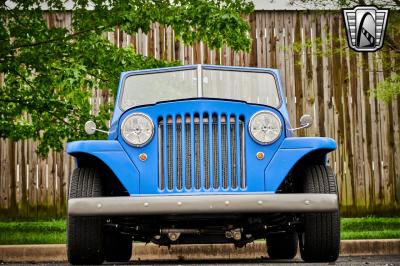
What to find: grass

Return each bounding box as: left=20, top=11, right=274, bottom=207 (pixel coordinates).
left=341, top=217, right=400, bottom=240
left=0, top=217, right=399, bottom=244
left=0, top=220, right=66, bottom=245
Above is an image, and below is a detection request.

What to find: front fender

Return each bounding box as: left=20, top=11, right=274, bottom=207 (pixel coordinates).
left=264, top=137, right=336, bottom=192
left=67, top=140, right=140, bottom=194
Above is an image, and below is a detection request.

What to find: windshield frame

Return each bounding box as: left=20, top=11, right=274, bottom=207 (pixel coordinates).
left=118, top=64, right=283, bottom=111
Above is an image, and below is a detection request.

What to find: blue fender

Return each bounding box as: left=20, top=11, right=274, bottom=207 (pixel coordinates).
left=264, top=137, right=336, bottom=192
left=67, top=140, right=139, bottom=194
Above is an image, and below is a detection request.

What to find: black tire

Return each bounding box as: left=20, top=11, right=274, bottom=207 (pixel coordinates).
left=67, top=168, right=105, bottom=265
left=299, top=164, right=340, bottom=262
left=105, top=232, right=133, bottom=262
left=266, top=232, right=298, bottom=259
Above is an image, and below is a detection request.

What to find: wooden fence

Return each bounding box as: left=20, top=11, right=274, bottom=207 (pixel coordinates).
left=1, top=11, right=399, bottom=218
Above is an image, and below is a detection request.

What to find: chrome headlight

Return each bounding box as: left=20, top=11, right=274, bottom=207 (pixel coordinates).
left=249, top=111, right=282, bottom=144
left=121, top=113, right=154, bottom=147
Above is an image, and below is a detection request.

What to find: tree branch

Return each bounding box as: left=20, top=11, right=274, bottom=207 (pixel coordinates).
left=11, top=27, right=106, bottom=50
left=58, top=59, right=110, bottom=83
left=0, top=97, right=71, bottom=126
left=392, top=0, right=400, bottom=6
left=5, top=70, right=74, bottom=126
left=10, top=69, right=36, bottom=90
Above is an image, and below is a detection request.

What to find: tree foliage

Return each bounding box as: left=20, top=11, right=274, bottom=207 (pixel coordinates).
left=0, top=0, right=254, bottom=155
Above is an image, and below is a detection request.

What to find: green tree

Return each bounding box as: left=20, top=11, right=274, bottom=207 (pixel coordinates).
left=292, top=0, right=400, bottom=101
left=0, top=0, right=254, bottom=155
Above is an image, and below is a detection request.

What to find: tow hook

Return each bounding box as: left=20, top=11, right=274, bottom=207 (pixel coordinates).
left=167, top=232, right=181, bottom=241
left=225, top=229, right=242, bottom=240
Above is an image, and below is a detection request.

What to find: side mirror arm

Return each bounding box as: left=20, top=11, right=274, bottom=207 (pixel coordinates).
left=287, top=123, right=312, bottom=132
left=288, top=114, right=313, bottom=132
left=84, top=121, right=109, bottom=135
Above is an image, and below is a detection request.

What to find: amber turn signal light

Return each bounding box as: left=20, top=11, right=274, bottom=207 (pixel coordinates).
left=139, top=153, right=148, bottom=161
left=256, top=152, right=264, bottom=160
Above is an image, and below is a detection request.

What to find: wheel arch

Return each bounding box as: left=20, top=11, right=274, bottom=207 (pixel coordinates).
left=276, top=148, right=334, bottom=193
left=67, top=140, right=140, bottom=194
left=264, top=137, right=336, bottom=192
left=294, top=148, right=332, bottom=166
left=71, top=152, right=129, bottom=196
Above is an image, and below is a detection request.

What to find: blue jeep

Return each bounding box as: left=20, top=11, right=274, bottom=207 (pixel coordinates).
left=66, top=65, right=340, bottom=264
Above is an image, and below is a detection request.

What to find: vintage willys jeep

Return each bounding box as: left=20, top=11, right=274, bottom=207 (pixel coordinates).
left=66, top=65, right=340, bottom=264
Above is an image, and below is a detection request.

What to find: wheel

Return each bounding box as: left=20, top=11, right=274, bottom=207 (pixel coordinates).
left=266, top=231, right=298, bottom=259
left=67, top=168, right=105, bottom=265
left=105, top=232, right=133, bottom=262
left=299, top=164, right=340, bottom=262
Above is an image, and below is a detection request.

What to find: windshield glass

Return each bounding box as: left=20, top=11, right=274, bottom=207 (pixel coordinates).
left=120, top=70, right=198, bottom=110
left=202, top=69, right=280, bottom=107
left=120, top=68, right=280, bottom=110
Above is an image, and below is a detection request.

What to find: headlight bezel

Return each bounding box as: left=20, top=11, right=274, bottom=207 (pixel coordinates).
left=121, top=112, right=154, bottom=147
left=248, top=110, right=282, bottom=145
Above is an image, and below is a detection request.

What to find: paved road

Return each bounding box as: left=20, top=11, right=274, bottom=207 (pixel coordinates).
left=3, top=256, right=400, bottom=266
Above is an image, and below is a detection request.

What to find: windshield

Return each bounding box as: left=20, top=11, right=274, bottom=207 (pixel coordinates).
left=202, top=70, right=279, bottom=107
left=120, top=67, right=280, bottom=110
left=120, top=69, right=198, bottom=110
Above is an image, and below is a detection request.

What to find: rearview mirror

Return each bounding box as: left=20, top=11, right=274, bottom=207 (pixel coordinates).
left=289, top=114, right=313, bottom=131
left=84, top=121, right=96, bottom=135
left=299, top=114, right=313, bottom=128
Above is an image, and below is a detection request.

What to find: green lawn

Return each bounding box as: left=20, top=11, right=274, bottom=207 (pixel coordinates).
left=341, top=217, right=400, bottom=240
left=0, top=217, right=399, bottom=245
left=0, top=220, right=66, bottom=245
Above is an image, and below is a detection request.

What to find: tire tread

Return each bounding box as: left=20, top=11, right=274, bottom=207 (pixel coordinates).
left=299, top=164, right=340, bottom=262
left=67, top=168, right=105, bottom=265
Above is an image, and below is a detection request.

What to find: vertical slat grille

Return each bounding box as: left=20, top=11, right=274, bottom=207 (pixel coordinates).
left=230, top=115, right=237, bottom=189
left=221, top=115, right=228, bottom=189
left=167, top=116, right=173, bottom=190
left=176, top=116, right=182, bottom=190
left=240, top=116, right=246, bottom=189
left=212, top=115, right=219, bottom=189
left=159, top=113, right=245, bottom=191
left=194, top=115, right=201, bottom=189
left=203, top=113, right=210, bottom=189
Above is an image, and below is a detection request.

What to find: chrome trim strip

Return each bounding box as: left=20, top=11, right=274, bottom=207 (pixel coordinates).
left=241, top=122, right=246, bottom=189
left=158, top=122, right=163, bottom=190
left=68, top=193, right=338, bottom=216
left=197, top=64, right=203, bottom=97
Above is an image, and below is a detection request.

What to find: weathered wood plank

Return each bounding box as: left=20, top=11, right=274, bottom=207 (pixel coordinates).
left=0, top=139, right=9, bottom=211
left=249, top=13, right=257, bottom=67
left=284, top=11, right=295, bottom=122
left=293, top=12, right=303, bottom=135
left=28, top=141, right=38, bottom=218
left=375, top=52, right=392, bottom=208
left=314, top=14, right=325, bottom=136
left=287, top=12, right=297, bottom=125
left=20, top=139, right=28, bottom=217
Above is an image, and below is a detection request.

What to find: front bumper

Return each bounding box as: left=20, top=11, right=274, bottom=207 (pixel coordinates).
left=68, top=193, right=338, bottom=216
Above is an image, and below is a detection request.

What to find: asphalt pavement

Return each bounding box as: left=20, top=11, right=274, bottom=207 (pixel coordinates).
left=1, top=256, right=400, bottom=266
